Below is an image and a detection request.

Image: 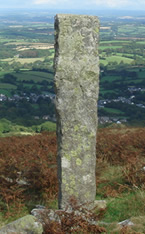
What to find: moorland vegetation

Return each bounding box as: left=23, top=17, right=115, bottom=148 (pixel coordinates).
left=0, top=128, right=144, bottom=232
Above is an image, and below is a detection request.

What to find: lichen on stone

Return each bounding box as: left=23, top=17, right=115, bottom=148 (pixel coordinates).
left=76, top=158, right=82, bottom=166
left=54, top=14, right=100, bottom=209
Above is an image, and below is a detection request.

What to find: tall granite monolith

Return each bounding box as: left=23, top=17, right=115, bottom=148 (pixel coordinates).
left=54, top=14, right=100, bottom=209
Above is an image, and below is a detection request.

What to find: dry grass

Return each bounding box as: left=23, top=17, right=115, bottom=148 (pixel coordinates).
left=1, top=57, right=45, bottom=64
left=6, top=42, right=54, bottom=51
left=0, top=128, right=145, bottom=232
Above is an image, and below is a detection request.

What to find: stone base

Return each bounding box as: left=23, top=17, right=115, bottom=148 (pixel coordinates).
left=31, top=200, right=107, bottom=226
left=94, top=200, right=107, bottom=210
left=0, top=215, right=43, bottom=234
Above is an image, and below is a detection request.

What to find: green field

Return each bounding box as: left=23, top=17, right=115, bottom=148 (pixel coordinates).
left=104, top=107, right=125, bottom=115
left=137, top=41, right=145, bottom=44
left=100, top=55, right=133, bottom=65
left=0, top=89, right=11, bottom=96
left=0, top=70, right=53, bottom=82
left=99, top=45, right=123, bottom=49
left=0, top=70, right=54, bottom=96
left=100, top=40, right=130, bottom=44
left=1, top=57, right=45, bottom=64
left=14, top=70, right=53, bottom=82
left=100, top=89, right=118, bottom=94
left=0, top=71, right=11, bottom=77
left=101, top=75, right=122, bottom=82
left=0, top=83, right=17, bottom=90
left=138, top=70, right=145, bottom=78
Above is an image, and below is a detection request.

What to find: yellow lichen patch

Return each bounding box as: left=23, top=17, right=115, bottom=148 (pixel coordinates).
left=69, top=175, right=76, bottom=187
left=65, top=184, right=74, bottom=195
left=76, top=158, right=82, bottom=166
left=70, top=150, right=78, bottom=157
left=94, top=27, right=99, bottom=33
left=85, top=191, right=91, bottom=199
left=64, top=153, right=71, bottom=160
left=74, top=125, right=79, bottom=132
left=89, top=132, right=96, bottom=138
left=62, top=178, right=67, bottom=184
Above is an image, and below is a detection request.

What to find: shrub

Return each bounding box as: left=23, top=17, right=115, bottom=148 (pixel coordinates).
left=0, top=132, right=57, bottom=217
left=42, top=198, right=106, bottom=234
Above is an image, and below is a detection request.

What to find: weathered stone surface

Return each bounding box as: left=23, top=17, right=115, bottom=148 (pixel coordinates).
left=118, top=219, right=134, bottom=227
left=94, top=200, right=107, bottom=209
left=31, top=208, right=61, bottom=223
left=0, top=215, right=43, bottom=234
left=54, top=14, right=100, bottom=209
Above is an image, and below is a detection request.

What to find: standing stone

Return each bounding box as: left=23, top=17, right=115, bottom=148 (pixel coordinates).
left=54, top=14, right=99, bottom=209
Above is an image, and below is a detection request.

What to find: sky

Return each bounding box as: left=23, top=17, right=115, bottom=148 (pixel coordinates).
left=0, top=0, right=145, bottom=11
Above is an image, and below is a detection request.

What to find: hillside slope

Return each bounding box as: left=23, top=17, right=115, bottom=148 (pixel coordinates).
left=0, top=128, right=145, bottom=232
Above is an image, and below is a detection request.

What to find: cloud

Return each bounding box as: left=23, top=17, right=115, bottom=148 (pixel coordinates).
left=91, top=0, right=131, bottom=8
left=89, top=0, right=145, bottom=9
left=34, top=0, right=68, bottom=5
left=32, top=0, right=145, bottom=10
left=1, top=0, right=145, bottom=10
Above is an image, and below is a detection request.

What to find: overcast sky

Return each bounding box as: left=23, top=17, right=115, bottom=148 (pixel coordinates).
left=1, top=0, right=145, bottom=11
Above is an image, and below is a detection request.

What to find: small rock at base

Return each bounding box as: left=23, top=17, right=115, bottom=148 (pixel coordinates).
left=0, top=215, right=43, bottom=234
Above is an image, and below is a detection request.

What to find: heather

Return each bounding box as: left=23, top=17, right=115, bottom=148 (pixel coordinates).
left=0, top=128, right=145, bottom=232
